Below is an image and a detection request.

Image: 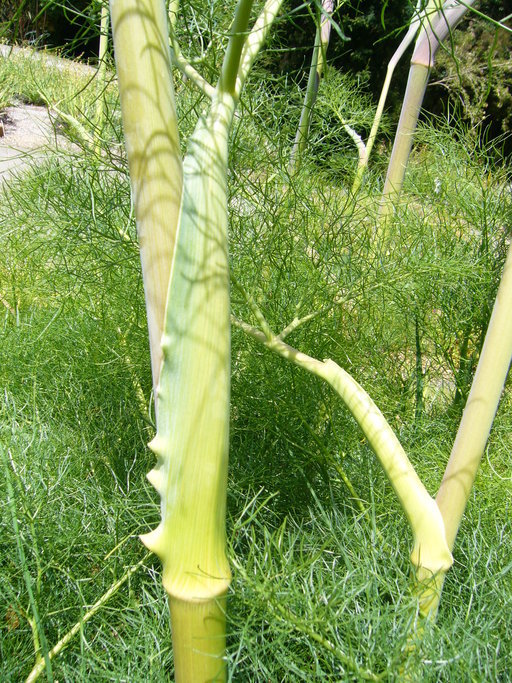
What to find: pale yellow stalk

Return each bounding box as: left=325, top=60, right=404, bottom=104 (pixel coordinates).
left=110, top=0, right=183, bottom=398
left=436, top=243, right=512, bottom=548
left=379, top=0, right=475, bottom=219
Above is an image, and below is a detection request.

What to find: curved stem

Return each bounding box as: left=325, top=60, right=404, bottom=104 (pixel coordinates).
left=351, top=0, right=424, bottom=195
left=218, top=0, right=255, bottom=96
left=236, top=0, right=285, bottom=97
left=168, top=0, right=215, bottom=98
left=233, top=317, right=453, bottom=591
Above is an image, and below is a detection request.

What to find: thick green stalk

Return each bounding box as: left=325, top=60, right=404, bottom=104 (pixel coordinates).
left=140, top=90, right=235, bottom=683
left=110, top=0, right=183, bottom=398
left=139, top=2, right=271, bottom=677
left=219, top=0, right=255, bottom=96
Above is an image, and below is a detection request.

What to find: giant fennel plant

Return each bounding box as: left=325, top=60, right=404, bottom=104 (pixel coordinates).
left=107, top=0, right=512, bottom=680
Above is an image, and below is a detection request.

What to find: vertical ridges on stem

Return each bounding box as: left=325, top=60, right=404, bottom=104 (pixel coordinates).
left=135, top=2, right=283, bottom=677
left=139, top=106, right=233, bottom=680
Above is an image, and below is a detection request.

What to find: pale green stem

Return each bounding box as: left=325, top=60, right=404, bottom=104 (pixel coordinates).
left=231, top=274, right=275, bottom=340
left=289, top=31, right=320, bottom=173
left=413, top=0, right=476, bottom=69
left=168, top=0, right=178, bottom=32
left=340, top=118, right=367, bottom=175
left=110, top=0, right=183, bottom=399
left=95, top=0, right=110, bottom=152
left=141, top=93, right=236, bottom=683
left=289, top=1, right=333, bottom=174
left=38, top=92, right=94, bottom=147
left=276, top=305, right=334, bottom=340
left=411, top=243, right=512, bottom=618
left=236, top=0, right=284, bottom=96
left=379, top=62, right=429, bottom=217
left=25, top=555, right=150, bottom=683
left=233, top=317, right=453, bottom=586
left=436, top=243, right=512, bottom=550
left=171, top=41, right=216, bottom=98
left=169, top=596, right=228, bottom=683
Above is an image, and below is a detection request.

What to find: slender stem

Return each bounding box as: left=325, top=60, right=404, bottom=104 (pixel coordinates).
left=276, top=305, right=333, bottom=340
left=171, top=44, right=216, bottom=98
left=271, top=602, right=381, bottom=681
left=341, top=118, right=367, bottom=173
left=289, top=24, right=321, bottom=173
left=289, top=1, right=333, bottom=174
left=351, top=0, right=424, bottom=195
left=95, top=0, right=110, bottom=152
left=25, top=555, right=150, bottom=683
left=168, top=0, right=215, bottom=98
left=168, top=0, right=178, bottom=33
left=232, top=559, right=382, bottom=681
left=236, top=0, right=285, bottom=97
left=231, top=275, right=275, bottom=340
left=414, top=315, right=424, bottom=421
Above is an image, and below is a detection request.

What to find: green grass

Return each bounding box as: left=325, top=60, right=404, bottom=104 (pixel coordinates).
left=1, top=45, right=511, bottom=682
left=0, top=44, right=119, bottom=144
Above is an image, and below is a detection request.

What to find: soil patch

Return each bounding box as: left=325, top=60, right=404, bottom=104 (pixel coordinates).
left=0, top=102, right=73, bottom=184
